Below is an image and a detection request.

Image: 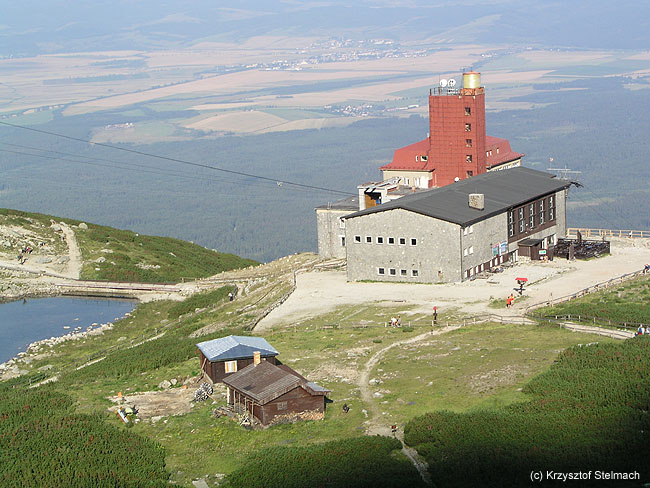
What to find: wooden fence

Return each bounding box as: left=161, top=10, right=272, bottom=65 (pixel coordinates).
left=567, top=228, right=650, bottom=239
left=525, top=268, right=646, bottom=313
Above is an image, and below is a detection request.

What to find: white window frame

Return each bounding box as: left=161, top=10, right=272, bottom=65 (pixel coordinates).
left=411, top=269, right=419, bottom=277
left=366, top=236, right=372, bottom=244
left=338, top=218, right=345, bottom=229
left=354, top=235, right=361, bottom=243
left=388, top=237, right=395, bottom=245
left=225, top=360, right=237, bottom=373
left=378, top=267, right=385, bottom=275
left=463, top=248, right=468, bottom=256
left=389, top=268, right=396, bottom=276
left=410, top=238, right=417, bottom=246
left=399, top=237, right=406, bottom=245
left=340, top=235, right=345, bottom=247
left=469, top=246, right=474, bottom=255
left=377, top=236, right=384, bottom=244
left=400, top=269, right=407, bottom=276
left=469, top=225, right=473, bottom=234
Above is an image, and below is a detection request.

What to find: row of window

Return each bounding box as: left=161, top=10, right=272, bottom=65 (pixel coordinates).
left=378, top=267, right=419, bottom=277
left=355, top=235, right=417, bottom=246
left=508, top=195, right=556, bottom=237
left=463, top=246, right=474, bottom=256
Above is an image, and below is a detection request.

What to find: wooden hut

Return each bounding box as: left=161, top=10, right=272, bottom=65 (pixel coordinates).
left=223, top=353, right=330, bottom=426
left=196, top=335, right=278, bottom=383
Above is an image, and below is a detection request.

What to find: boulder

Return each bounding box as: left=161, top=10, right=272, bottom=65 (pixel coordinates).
left=158, top=380, right=172, bottom=389
left=78, top=222, right=88, bottom=229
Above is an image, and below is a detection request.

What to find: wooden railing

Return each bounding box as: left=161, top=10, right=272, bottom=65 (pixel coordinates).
left=567, top=228, right=650, bottom=239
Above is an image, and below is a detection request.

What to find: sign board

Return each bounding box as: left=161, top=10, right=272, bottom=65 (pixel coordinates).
left=499, top=241, right=508, bottom=255
left=492, top=244, right=499, bottom=257
left=539, top=249, right=547, bottom=255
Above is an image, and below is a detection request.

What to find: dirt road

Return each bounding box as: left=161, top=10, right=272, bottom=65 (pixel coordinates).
left=257, top=241, right=650, bottom=329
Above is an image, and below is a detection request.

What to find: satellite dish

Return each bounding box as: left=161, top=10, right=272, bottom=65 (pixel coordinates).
left=439, top=79, right=448, bottom=87
left=448, top=79, right=456, bottom=87
left=454, top=177, right=460, bottom=182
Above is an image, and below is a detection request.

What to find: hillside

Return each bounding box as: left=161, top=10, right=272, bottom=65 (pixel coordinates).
left=0, top=208, right=258, bottom=287
left=3, top=233, right=649, bottom=485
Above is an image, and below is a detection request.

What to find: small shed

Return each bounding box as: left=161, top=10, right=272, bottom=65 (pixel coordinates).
left=196, top=335, right=279, bottom=383
left=517, top=237, right=544, bottom=260
left=223, top=358, right=330, bottom=426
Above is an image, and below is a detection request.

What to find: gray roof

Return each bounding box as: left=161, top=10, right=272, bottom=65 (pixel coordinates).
left=223, top=360, right=329, bottom=405
left=196, top=335, right=278, bottom=362
left=344, top=167, right=570, bottom=227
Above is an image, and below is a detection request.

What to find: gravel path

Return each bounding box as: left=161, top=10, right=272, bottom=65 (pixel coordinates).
left=59, top=222, right=83, bottom=279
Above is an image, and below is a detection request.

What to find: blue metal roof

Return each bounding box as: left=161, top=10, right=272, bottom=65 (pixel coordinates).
left=196, top=335, right=279, bottom=362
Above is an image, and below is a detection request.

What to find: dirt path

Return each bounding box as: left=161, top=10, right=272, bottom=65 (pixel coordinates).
left=59, top=222, right=82, bottom=279
left=358, top=326, right=460, bottom=484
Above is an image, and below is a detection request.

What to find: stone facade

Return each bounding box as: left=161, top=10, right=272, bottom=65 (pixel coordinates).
left=344, top=187, right=568, bottom=283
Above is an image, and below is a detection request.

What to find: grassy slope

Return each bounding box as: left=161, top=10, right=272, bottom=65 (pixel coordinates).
left=1, top=258, right=629, bottom=487
left=538, top=274, right=650, bottom=325
left=0, top=208, right=258, bottom=282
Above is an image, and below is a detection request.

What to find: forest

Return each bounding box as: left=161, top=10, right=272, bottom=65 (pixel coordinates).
left=1, top=76, right=649, bottom=262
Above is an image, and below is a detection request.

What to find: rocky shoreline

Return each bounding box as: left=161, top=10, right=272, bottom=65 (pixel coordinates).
left=0, top=305, right=133, bottom=381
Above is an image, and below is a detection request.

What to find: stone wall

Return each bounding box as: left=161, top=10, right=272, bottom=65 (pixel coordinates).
left=345, top=208, right=462, bottom=283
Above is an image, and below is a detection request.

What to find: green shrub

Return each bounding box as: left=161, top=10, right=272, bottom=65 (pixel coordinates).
left=404, top=336, right=650, bottom=487
left=0, top=386, right=168, bottom=487
left=223, top=436, right=426, bottom=488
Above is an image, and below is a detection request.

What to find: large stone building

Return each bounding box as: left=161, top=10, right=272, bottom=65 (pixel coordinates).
left=343, top=167, right=570, bottom=283
left=379, top=72, right=523, bottom=188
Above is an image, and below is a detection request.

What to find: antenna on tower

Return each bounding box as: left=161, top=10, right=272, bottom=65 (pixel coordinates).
left=547, top=157, right=581, bottom=181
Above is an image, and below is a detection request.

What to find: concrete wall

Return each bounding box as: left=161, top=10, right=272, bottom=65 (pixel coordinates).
left=345, top=208, right=462, bottom=283
left=459, top=213, right=508, bottom=276
left=316, top=208, right=351, bottom=259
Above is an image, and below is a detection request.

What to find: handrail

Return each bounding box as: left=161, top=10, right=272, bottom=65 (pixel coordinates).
left=567, top=228, right=650, bottom=239
left=525, top=268, right=646, bottom=313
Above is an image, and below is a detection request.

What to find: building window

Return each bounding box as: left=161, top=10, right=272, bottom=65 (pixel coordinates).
left=389, top=268, right=396, bottom=276
left=469, top=246, right=474, bottom=255
left=465, top=107, right=471, bottom=115
left=404, top=178, right=410, bottom=185
left=508, top=210, right=515, bottom=237
left=377, top=236, right=384, bottom=244
left=421, top=155, right=428, bottom=162
left=519, top=218, right=525, bottom=233
left=469, top=225, right=473, bottom=234
left=539, top=200, right=545, bottom=225
left=399, top=237, right=406, bottom=245
left=366, top=236, right=372, bottom=243
left=410, top=238, right=417, bottom=246
left=378, top=267, right=385, bottom=275
left=529, top=204, right=535, bottom=229
left=466, top=171, right=473, bottom=178
left=338, top=218, right=345, bottom=229
left=225, top=361, right=237, bottom=373
left=412, top=269, right=419, bottom=277
left=465, top=123, right=471, bottom=132
left=340, top=236, right=346, bottom=247
left=388, top=237, right=395, bottom=245
left=496, top=148, right=500, bottom=154
left=466, top=139, right=472, bottom=148
left=466, top=155, right=472, bottom=163
left=400, top=269, right=407, bottom=276
left=277, top=401, right=288, bottom=411
left=464, top=248, right=468, bottom=256
left=549, top=196, right=555, bottom=221
left=415, top=155, right=419, bottom=161
left=354, top=235, right=361, bottom=243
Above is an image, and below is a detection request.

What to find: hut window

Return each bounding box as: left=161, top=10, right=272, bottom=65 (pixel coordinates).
left=225, top=361, right=237, bottom=373
left=277, top=401, right=288, bottom=411
left=465, top=107, right=471, bottom=115
left=377, top=236, right=384, bottom=244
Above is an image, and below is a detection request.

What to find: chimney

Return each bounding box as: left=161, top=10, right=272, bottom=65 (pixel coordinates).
left=253, top=351, right=261, bottom=366
left=469, top=193, right=484, bottom=210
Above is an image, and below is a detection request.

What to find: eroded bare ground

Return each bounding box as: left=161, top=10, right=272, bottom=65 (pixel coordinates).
left=107, top=388, right=198, bottom=420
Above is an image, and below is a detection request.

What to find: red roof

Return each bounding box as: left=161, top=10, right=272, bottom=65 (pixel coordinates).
left=380, top=136, right=523, bottom=173
left=485, top=136, right=524, bottom=169
left=379, top=138, right=431, bottom=171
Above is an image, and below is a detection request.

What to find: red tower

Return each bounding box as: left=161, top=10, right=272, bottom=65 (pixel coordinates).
left=428, top=72, right=486, bottom=187
left=379, top=72, right=523, bottom=188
